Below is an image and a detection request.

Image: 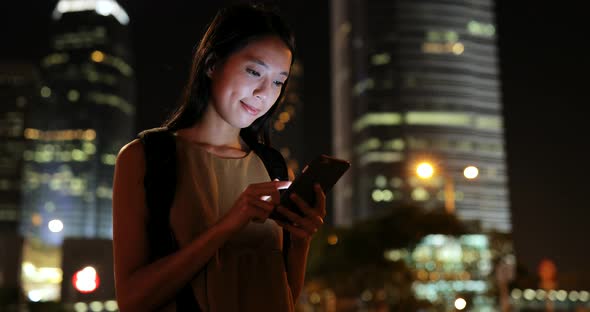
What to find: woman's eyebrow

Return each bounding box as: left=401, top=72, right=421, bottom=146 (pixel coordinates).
left=248, top=57, right=289, bottom=77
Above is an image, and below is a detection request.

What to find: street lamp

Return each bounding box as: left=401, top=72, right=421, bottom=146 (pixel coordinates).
left=415, top=161, right=478, bottom=214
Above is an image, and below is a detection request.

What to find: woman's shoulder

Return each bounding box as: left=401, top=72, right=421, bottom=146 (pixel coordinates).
left=116, top=139, right=145, bottom=169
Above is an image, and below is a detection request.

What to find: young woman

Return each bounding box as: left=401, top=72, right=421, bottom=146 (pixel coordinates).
left=112, top=4, right=325, bottom=312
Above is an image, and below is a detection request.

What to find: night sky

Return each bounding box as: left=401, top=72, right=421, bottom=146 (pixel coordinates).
left=2, top=1, right=589, bottom=287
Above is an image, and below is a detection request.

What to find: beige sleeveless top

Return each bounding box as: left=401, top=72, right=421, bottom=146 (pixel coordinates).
left=160, top=134, right=294, bottom=312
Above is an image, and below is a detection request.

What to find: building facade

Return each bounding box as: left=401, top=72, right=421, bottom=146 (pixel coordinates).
left=19, top=0, right=136, bottom=246
left=331, top=0, right=510, bottom=232
left=0, top=62, right=39, bottom=234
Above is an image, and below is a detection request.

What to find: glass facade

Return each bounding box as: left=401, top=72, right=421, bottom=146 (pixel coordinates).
left=0, top=62, right=39, bottom=234
left=331, top=0, right=510, bottom=232
left=19, top=0, right=135, bottom=246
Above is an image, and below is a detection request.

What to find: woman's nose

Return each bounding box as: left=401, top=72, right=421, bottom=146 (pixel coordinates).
left=253, top=81, right=269, bottom=101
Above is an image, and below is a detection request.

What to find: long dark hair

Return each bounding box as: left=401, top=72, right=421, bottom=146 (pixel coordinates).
left=163, top=4, right=296, bottom=147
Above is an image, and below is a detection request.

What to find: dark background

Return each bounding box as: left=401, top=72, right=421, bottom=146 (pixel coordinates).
left=2, top=0, right=589, bottom=286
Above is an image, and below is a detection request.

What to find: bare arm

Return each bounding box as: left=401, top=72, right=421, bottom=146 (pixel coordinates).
left=274, top=185, right=326, bottom=302
left=112, top=140, right=288, bottom=311
left=285, top=236, right=312, bottom=301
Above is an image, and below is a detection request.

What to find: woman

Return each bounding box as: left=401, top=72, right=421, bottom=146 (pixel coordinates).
left=112, top=4, right=325, bottom=312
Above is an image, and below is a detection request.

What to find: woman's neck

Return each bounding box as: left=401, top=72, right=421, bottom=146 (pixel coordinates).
left=175, top=107, right=247, bottom=152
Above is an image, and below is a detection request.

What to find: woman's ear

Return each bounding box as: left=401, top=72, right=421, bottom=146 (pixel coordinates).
left=205, top=53, right=217, bottom=78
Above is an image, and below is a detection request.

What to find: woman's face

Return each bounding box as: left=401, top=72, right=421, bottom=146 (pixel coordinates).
left=208, top=35, right=292, bottom=129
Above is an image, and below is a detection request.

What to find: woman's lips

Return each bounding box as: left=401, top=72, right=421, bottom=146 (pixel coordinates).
left=240, top=101, right=260, bottom=115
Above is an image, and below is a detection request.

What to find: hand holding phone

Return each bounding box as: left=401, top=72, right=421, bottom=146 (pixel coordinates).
left=270, top=154, right=350, bottom=224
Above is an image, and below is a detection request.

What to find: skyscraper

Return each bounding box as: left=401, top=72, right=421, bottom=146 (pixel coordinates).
left=0, top=62, right=39, bottom=305
left=20, top=0, right=136, bottom=246
left=331, top=0, right=510, bottom=232
left=0, top=62, right=39, bottom=234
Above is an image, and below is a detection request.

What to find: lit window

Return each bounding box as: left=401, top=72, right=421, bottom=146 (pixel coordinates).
left=104, top=301, right=118, bottom=312
left=372, top=190, right=384, bottom=202
left=42, top=53, right=69, bottom=67
left=467, top=21, right=495, bottom=37
left=405, top=112, right=471, bottom=127
left=359, top=152, right=403, bottom=166
left=355, top=138, right=381, bottom=154
left=412, top=187, right=429, bottom=201
left=101, top=154, right=116, bottom=165
left=375, top=175, right=387, bottom=188
left=353, top=113, right=402, bottom=132
left=382, top=138, right=405, bottom=151
left=371, top=53, right=391, bottom=66
left=511, top=289, right=522, bottom=299
left=67, top=90, right=80, bottom=102
left=382, top=189, right=394, bottom=201
left=40, top=86, right=52, bottom=98
left=352, top=78, right=374, bottom=95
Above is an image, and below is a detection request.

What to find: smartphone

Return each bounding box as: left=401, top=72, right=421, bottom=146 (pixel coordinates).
left=270, top=154, right=351, bottom=224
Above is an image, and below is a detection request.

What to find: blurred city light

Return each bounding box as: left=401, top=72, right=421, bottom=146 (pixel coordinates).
left=89, top=301, right=104, bottom=312
left=416, top=162, right=434, bottom=179
left=327, top=234, right=338, bottom=245
left=48, top=219, right=64, bottom=233
left=104, top=300, right=118, bottom=311
left=74, top=302, right=88, bottom=312
left=40, top=86, right=51, bottom=98
left=90, top=50, right=105, bottom=63
left=454, top=297, right=467, bottom=310
left=53, top=0, right=130, bottom=25
left=73, top=266, right=100, bottom=293
left=463, top=166, right=479, bottom=179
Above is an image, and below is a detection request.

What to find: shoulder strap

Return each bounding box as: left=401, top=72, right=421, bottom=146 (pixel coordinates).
left=248, top=142, right=292, bottom=266
left=138, top=127, right=201, bottom=312
left=138, top=127, right=178, bottom=260
left=250, top=142, right=289, bottom=181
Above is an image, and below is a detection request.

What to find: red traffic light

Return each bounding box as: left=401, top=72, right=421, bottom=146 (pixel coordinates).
left=72, top=266, right=100, bottom=293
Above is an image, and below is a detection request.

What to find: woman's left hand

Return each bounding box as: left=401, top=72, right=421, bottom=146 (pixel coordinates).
left=274, top=184, right=326, bottom=242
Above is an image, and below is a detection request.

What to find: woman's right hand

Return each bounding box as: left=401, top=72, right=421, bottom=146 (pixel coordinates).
left=223, top=180, right=291, bottom=230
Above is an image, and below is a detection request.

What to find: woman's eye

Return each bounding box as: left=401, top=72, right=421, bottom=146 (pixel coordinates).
left=246, top=68, right=260, bottom=77
left=273, top=81, right=284, bottom=87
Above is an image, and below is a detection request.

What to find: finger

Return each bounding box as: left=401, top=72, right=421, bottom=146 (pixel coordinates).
left=250, top=182, right=290, bottom=204
left=250, top=180, right=292, bottom=191
left=251, top=197, right=275, bottom=213
left=279, top=201, right=324, bottom=229
left=274, top=220, right=310, bottom=240
left=289, top=193, right=317, bottom=218
left=314, top=184, right=327, bottom=218
left=310, top=215, right=325, bottom=228
left=276, top=206, right=319, bottom=235
left=252, top=202, right=276, bottom=221
left=259, top=189, right=281, bottom=204
left=276, top=205, right=308, bottom=226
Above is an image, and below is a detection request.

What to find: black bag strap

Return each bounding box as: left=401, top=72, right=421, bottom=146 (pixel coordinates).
left=138, top=127, right=201, bottom=312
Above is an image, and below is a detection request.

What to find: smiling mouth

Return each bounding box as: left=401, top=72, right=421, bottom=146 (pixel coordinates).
left=240, top=101, right=260, bottom=115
